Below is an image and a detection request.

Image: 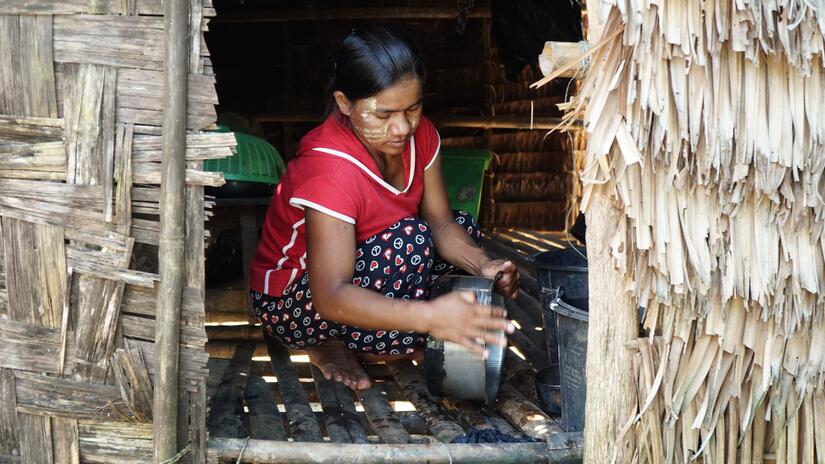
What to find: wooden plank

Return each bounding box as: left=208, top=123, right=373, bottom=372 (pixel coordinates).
left=188, top=0, right=204, bottom=73
left=245, top=375, right=287, bottom=441
left=0, top=195, right=114, bottom=236
left=111, top=343, right=154, bottom=422
left=116, top=107, right=216, bottom=131
left=386, top=360, right=465, bottom=443
left=131, top=133, right=235, bottom=162
left=113, top=123, right=133, bottom=233
left=132, top=162, right=224, bottom=187
left=117, top=68, right=219, bottom=103
left=356, top=384, right=412, bottom=444
left=2, top=218, right=67, bottom=327
left=188, top=379, right=208, bottom=464
left=205, top=288, right=248, bottom=313
left=311, top=366, right=368, bottom=444
left=50, top=418, right=80, bottom=464
left=207, top=342, right=255, bottom=438
left=76, top=421, right=152, bottom=464
left=122, top=285, right=203, bottom=324
left=0, top=180, right=102, bottom=210
left=120, top=314, right=207, bottom=348
left=0, top=0, right=123, bottom=14
left=504, top=229, right=566, bottom=253
left=61, top=63, right=116, bottom=186
left=13, top=371, right=130, bottom=420
left=206, top=358, right=230, bottom=401
left=0, top=319, right=61, bottom=374
left=0, top=115, right=62, bottom=142
left=0, top=369, right=19, bottom=459
left=68, top=276, right=127, bottom=382
left=207, top=438, right=580, bottom=463
left=16, top=16, right=58, bottom=118
left=495, top=383, right=561, bottom=439
left=0, top=15, right=57, bottom=120
left=113, top=67, right=217, bottom=129
left=0, top=16, right=24, bottom=117
left=53, top=15, right=163, bottom=70
left=264, top=337, right=323, bottom=442
left=487, top=230, right=543, bottom=257
left=124, top=339, right=210, bottom=389
left=0, top=141, right=66, bottom=179
left=17, top=413, right=52, bottom=464
left=238, top=205, right=259, bottom=323
left=66, top=251, right=157, bottom=288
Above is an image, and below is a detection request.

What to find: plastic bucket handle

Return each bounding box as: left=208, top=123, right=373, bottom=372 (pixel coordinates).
left=548, top=295, right=589, bottom=323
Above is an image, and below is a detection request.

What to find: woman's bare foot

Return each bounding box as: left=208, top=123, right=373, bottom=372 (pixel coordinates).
left=307, top=337, right=372, bottom=390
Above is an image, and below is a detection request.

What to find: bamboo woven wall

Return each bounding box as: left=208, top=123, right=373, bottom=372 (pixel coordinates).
left=568, top=0, right=825, bottom=461
left=0, top=2, right=230, bottom=462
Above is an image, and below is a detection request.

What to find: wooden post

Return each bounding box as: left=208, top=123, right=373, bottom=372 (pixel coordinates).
left=579, top=2, right=637, bottom=463
left=153, top=0, right=189, bottom=460
left=582, top=194, right=637, bottom=462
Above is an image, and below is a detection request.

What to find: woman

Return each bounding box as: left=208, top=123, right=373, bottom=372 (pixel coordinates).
left=250, top=25, right=519, bottom=391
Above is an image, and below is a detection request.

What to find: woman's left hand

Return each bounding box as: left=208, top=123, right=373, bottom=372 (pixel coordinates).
left=480, top=259, right=520, bottom=300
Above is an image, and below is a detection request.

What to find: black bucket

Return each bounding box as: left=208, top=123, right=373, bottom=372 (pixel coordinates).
left=532, top=247, right=588, bottom=368
left=532, top=247, right=588, bottom=432
left=535, top=364, right=562, bottom=415
left=549, top=295, right=588, bottom=432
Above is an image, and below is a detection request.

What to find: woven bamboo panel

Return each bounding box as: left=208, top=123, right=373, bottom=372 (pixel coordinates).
left=0, top=3, right=230, bottom=463
left=565, top=1, right=825, bottom=461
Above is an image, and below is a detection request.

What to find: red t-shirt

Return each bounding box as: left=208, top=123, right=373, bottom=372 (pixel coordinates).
left=250, top=112, right=441, bottom=296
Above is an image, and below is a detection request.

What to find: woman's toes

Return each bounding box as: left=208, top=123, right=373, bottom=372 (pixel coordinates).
left=356, top=377, right=372, bottom=390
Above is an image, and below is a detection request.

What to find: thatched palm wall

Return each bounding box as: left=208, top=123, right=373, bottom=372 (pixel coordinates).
left=573, top=0, right=825, bottom=461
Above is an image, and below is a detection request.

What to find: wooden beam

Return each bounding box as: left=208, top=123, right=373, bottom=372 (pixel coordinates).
left=208, top=438, right=582, bottom=463
left=386, top=360, right=465, bottom=443
left=206, top=343, right=254, bottom=438
left=495, top=383, right=562, bottom=439
left=210, top=6, right=491, bottom=24
left=264, top=337, right=324, bottom=442
left=244, top=375, right=287, bottom=440
left=311, top=366, right=368, bottom=444
left=245, top=111, right=568, bottom=131
left=356, top=384, right=412, bottom=444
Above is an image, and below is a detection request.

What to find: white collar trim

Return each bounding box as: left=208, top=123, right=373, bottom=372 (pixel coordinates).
left=311, top=136, right=416, bottom=196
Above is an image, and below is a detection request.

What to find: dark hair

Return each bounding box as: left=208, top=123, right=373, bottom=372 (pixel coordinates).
left=326, top=25, right=425, bottom=112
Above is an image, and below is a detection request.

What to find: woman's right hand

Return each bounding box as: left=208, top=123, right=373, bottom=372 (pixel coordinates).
left=422, top=291, right=514, bottom=357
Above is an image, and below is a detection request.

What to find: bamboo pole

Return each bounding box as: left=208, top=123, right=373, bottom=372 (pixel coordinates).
left=153, top=0, right=189, bottom=460
left=579, top=2, right=637, bottom=462
left=207, top=438, right=581, bottom=463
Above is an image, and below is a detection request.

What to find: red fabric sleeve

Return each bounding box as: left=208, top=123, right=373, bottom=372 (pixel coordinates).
left=288, top=169, right=361, bottom=224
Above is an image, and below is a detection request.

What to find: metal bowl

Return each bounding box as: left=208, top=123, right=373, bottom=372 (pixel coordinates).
left=423, top=276, right=506, bottom=404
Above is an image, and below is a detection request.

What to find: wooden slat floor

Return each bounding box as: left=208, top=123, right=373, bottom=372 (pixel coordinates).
left=203, top=230, right=583, bottom=461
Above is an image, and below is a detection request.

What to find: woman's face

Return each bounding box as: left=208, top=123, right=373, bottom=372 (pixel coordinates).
left=334, top=76, right=423, bottom=156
